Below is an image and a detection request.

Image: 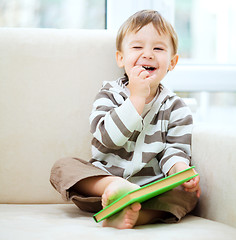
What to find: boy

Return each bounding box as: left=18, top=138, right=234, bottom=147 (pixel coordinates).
left=50, top=10, right=200, bottom=229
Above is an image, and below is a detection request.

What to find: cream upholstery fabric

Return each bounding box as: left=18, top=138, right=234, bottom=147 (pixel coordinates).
left=0, top=204, right=236, bottom=240
left=0, top=28, right=235, bottom=239
left=0, top=28, right=122, bottom=204
left=192, top=125, right=236, bottom=228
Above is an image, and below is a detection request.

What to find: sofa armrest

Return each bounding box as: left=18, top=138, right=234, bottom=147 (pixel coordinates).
left=191, top=124, right=236, bottom=228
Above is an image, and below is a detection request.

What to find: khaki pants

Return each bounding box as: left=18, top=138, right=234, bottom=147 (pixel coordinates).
left=50, top=157, right=198, bottom=223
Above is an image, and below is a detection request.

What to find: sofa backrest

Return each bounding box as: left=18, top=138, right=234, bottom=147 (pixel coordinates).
left=1, top=29, right=236, bottom=230
left=0, top=28, right=123, bottom=203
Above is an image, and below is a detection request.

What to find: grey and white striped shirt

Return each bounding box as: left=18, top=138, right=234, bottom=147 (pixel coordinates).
left=89, top=77, right=192, bottom=186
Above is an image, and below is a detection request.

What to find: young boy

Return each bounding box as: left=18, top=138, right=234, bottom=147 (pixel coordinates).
left=50, top=10, right=200, bottom=229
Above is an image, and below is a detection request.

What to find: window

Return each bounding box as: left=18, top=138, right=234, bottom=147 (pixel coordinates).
left=1, top=0, right=235, bottom=65
left=107, top=0, right=236, bottom=65
left=175, top=0, right=236, bottom=65
left=0, top=0, right=106, bottom=29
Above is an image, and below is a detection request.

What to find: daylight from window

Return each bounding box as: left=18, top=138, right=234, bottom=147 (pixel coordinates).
left=1, top=0, right=235, bottom=65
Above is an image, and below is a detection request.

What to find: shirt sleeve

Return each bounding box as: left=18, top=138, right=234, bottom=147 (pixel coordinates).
left=159, top=97, right=193, bottom=175
left=89, top=89, right=143, bottom=149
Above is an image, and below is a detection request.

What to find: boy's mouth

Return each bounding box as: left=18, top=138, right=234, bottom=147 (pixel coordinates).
left=142, top=65, right=156, bottom=72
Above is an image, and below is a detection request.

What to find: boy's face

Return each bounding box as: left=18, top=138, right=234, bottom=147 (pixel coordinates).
left=116, top=23, right=178, bottom=92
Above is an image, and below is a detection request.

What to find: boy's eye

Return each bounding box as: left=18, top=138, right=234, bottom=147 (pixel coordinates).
left=154, top=47, right=164, bottom=51
left=133, top=46, right=142, bottom=49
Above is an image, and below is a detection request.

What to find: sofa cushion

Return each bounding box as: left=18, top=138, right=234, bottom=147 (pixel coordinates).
left=0, top=204, right=235, bottom=240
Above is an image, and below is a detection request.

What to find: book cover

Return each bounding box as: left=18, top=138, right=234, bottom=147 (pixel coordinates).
left=93, top=166, right=198, bottom=223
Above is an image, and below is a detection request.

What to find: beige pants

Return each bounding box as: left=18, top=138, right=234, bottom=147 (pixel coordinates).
left=50, top=157, right=198, bottom=223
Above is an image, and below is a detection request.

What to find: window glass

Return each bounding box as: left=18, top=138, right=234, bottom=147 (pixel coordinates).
left=0, top=0, right=106, bottom=29
left=106, top=0, right=236, bottom=65
left=2, top=0, right=235, bottom=65
left=175, top=0, right=236, bottom=64
left=173, top=0, right=236, bottom=124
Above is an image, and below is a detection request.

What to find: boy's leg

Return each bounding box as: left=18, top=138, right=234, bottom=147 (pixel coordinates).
left=50, top=157, right=146, bottom=229
left=50, top=158, right=197, bottom=228
left=141, top=186, right=198, bottom=223
left=71, top=175, right=140, bottom=208
left=72, top=174, right=144, bottom=229
left=50, top=157, right=141, bottom=225
left=50, top=157, right=111, bottom=203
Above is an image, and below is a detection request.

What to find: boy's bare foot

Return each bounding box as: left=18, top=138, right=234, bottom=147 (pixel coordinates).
left=101, top=178, right=168, bottom=228
left=101, top=178, right=141, bottom=229
left=102, top=202, right=141, bottom=229
left=101, top=179, right=140, bottom=208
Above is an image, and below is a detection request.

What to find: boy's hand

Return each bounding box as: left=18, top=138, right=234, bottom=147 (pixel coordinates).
left=128, top=66, right=152, bottom=100
left=127, top=66, right=156, bottom=115
left=182, top=172, right=201, bottom=198
left=167, top=162, right=201, bottom=198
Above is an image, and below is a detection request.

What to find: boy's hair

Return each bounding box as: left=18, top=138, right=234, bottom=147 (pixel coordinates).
left=116, top=10, right=178, bottom=55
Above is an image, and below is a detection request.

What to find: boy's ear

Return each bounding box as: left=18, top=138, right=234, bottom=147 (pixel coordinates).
left=116, top=51, right=124, bottom=68
left=168, top=54, right=179, bottom=71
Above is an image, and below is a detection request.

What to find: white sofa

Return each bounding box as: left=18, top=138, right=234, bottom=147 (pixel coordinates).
left=0, top=28, right=236, bottom=240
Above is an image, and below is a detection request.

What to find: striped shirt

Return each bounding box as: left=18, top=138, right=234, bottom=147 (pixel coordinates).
left=89, top=77, right=193, bottom=186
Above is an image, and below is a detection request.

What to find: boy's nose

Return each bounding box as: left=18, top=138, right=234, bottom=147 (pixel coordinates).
left=142, top=49, right=154, bottom=59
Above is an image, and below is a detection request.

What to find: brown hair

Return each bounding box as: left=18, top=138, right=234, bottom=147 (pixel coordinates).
left=116, top=10, right=178, bottom=55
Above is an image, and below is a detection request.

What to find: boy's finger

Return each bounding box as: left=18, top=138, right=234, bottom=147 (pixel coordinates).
left=193, top=174, right=200, bottom=184
left=184, top=186, right=201, bottom=198
left=146, top=74, right=157, bottom=82
left=182, top=179, right=195, bottom=188
left=184, top=183, right=198, bottom=191
left=132, top=66, right=146, bottom=76
left=139, top=70, right=150, bottom=79
left=184, top=174, right=200, bottom=187
left=196, top=188, right=201, bottom=198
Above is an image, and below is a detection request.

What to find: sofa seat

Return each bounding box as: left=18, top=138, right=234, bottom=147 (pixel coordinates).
left=0, top=204, right=236, bottom=240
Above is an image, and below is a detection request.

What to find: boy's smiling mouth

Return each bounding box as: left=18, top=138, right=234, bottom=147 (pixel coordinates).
left=142, top=65, right=157, bottom=72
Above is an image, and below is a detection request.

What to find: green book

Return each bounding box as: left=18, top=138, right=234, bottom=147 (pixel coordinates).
left=93, top=166, right=198, bottom=223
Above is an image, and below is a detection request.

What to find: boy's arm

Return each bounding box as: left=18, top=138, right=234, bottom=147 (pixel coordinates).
left=159, top=98, right=201, bottom=197
left=159, top=97, right=193, bottom=176
left=90, top=87, right=143, bottom=149
left=89, top=66, right=152, bottom=150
